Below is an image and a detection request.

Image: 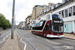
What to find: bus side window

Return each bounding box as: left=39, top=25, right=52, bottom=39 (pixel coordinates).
left=48, top=25, right=50, bottom=31
left=44, top=25, right=50, bottom=31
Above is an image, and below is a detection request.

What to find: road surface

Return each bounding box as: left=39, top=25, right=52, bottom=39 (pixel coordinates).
left=0, top=29, right=11, bottom=48
left=16, top=29, right=75, bottom=50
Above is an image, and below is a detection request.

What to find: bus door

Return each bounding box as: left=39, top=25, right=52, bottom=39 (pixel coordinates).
left=43, top=25, right=50, bottom=36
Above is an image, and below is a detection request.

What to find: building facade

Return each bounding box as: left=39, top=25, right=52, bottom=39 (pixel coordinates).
left=53, top=0, right=75, bottom=33
left=25, top=0, right=75, bottom=33
left=25, top=5, right=49, bottom=29
left=18, top=21, right=25, bottom=29
left=48, top=3, right=55, bottom=7
left=37, top=0, right=75, bottom=33
left=25, top=15, right=32, bottom=30
left=37, top=3, right=54, bottom=18
left=32, top=5, right=48, bottom=20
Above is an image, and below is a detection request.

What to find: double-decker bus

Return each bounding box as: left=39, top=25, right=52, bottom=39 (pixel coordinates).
left=31, top=13, right=64, bottom=38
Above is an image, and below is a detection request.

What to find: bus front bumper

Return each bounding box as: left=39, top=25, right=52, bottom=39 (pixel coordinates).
left=47, top=34, right=64, bottom=38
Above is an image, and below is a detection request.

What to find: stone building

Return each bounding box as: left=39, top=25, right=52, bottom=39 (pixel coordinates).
left=32, top=5, right=49, bottom=20
left=18, top=21, right=25, bottom=29
left=25, top=14, right=32, bottom=30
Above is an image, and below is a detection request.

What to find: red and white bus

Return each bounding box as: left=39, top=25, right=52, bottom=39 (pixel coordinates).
left=31, top=13, right=64, bottom=38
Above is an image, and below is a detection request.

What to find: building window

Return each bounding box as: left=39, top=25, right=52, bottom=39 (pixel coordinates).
left=69, top=7, right=72, bottom=16
left=73, top=6, right=75, bottom=15
left=44, top=6, right=47, bottom=9
left=65, top=9, right=68, bottom=17
left=62, top=10, right=64, bottom=18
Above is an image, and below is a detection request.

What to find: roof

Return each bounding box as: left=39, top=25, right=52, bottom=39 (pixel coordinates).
left=53, top=0, right=74, bottom=11
left=38, top=0, right=74, bottom=17
left=33, top=5, right=43, bottom=9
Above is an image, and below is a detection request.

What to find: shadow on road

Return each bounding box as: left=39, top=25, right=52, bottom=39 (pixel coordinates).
left=33, top=34, right=62, bottom=40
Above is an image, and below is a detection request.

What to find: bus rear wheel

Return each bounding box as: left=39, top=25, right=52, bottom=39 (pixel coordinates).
left=43, top=33, right=46, bottom=37
left=33, top=32, right=35, bottom=35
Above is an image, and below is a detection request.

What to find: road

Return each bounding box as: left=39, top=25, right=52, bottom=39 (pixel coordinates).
left=0, top=29, right=11, bottom=48
left=16, top=29, right=75, bottom=50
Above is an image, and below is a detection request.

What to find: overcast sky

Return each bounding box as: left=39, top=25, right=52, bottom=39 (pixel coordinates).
left=0, top=0, right=62, bottom=25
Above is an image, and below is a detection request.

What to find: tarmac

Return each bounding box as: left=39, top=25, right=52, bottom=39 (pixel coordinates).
left=29, top=30, right=75, bottom=39
left=0, top=30, right=75, bottom=50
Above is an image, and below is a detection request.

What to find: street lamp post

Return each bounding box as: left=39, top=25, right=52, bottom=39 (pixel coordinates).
left=11, top=0, right=15, bottom=39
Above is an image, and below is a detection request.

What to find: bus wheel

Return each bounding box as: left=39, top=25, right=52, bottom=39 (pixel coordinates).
left=43, top=33, right=46, bottom=37
left=33, top=32, right=35, bottom=35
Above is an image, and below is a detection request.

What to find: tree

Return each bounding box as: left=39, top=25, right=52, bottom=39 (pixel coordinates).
left=0, top=13, right=11, bottom=29
left=0, top=13, right=5, bottom=27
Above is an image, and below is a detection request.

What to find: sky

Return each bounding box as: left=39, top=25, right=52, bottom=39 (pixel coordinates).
left=0, top=0, right=62, bottom=25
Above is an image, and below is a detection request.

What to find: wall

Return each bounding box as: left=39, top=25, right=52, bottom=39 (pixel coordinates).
left=64, top=21, right=73, bottom=32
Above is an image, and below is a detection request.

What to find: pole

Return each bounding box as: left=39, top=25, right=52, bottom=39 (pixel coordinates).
left=11, top=0, right=15, bottom=39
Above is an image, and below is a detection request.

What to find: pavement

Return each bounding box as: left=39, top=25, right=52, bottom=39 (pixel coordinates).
left=1, top=31, right=21, bottom=50
left=64, top=33, right=75, bottom=39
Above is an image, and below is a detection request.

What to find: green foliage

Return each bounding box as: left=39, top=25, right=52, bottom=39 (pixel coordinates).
left=0, top=13, right=11, bottom=29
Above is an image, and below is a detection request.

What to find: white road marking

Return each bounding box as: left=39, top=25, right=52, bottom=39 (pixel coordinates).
left=0, top=33, right=10, bottom=43
left=16, top=32, right=27, bottom=50
left=45, top=39, right=61, bottom=45
left=63, top=45, right=74, bottom=49
left=54, top=45, right=74, bottom=49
